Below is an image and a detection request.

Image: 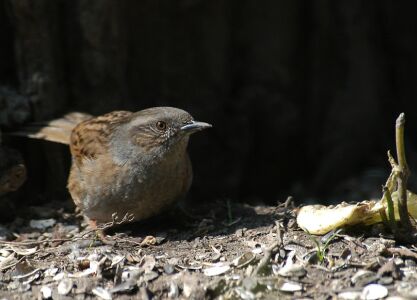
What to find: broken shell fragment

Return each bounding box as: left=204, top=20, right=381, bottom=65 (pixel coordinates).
left=361, top=284, right=388, bottom=300
left=57, top=279, right=73, bottom=295
left=280, top=282, right=302, bottom=292
left=203, top=263, right=230, bottom=276
left=92, top=287, right=112, bottom=300
left=277, top=264, right=306, bottom=278
left=233, top=252, right=255, bottom=268
left=40, top=286, right=52, bottom=299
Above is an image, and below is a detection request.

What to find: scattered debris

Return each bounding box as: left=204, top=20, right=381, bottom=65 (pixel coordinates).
left=29, top=219, right=56, bottom=230
left=233, top=252, right=256, bottom=268
left=40, top=285, right=52, bottom=299
left=280, top=281, right=303, bottom=293
left=338, top=291, right=362, bottom=300
left=351, top=270, right=378, bottom=287
left=277, top=262, right=306, bottom=278
left=92, top=287, right=112, bottom=300
left=57, top=278, right=73, bottom=295
left=0, top=198, right=415, bottom=299
left=361, top=284, right=388, bottom=300
left=203, top=263, right=231, bottom=276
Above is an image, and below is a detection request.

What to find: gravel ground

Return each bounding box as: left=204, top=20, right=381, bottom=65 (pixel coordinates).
left=0, top=198, right=417, bottom=300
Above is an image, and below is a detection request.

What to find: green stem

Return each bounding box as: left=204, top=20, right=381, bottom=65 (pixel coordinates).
left=383, top=186, right=396, bottom=231
left=395, top=113, right=412, bottom=231
left=379, top=208, right=389, bottom=230
left=396, top=114, right=409, bottom=175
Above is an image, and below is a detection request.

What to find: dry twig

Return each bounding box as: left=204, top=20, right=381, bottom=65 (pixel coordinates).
left=252, top=221, right=283, bottom=275
left=395, top=113, right=413, bottom=232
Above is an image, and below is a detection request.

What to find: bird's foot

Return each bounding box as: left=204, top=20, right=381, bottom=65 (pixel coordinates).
left=88, top=219, right=116, bottom=246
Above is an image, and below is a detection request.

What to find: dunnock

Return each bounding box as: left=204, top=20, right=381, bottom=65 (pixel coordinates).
left=13, top=107, right=211, bottom=224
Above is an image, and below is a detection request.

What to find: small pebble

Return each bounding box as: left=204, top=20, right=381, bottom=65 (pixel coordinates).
left=352, top=270, right=378, bottom=287
left=378, top=276, right=393, bottom=285
left=168, top=282, right=179, bottom=298
left=361, top=284, right=388, bottom=300
left=280, top=282, right=302, bottom=292
left=40, top=286, right=52, bottom=299
left=58, top=278, right=73, bottom=295
left=164, top=264, right=175, bottom=274
left=278, top=264, right=306, bottom=278
left=29, top=218, right=56, bottom=230
left=142, top=271, right=159, bottom=282
left=404, top=259, right=416, bottom=267
left=203, top=264, right=230, bottom=276
left=92, top=287, right=112, bottom=300
left=338, top=291, right=362, bottom=300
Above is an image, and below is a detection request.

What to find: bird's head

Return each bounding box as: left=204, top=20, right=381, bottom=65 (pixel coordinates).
left=110, top=107, right=211, bottom=164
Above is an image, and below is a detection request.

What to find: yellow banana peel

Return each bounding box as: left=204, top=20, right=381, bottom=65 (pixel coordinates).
left=296, top=190, right=417, bottom=235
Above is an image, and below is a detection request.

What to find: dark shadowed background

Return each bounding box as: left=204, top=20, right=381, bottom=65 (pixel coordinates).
left=1, top=1, right=417, bottom=210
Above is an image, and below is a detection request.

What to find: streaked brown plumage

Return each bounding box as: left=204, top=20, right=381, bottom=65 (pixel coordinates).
left=14, top=107, right=211, bottom=224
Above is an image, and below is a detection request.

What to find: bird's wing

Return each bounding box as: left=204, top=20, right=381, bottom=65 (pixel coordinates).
left=70, top=111, right=132, bottom=166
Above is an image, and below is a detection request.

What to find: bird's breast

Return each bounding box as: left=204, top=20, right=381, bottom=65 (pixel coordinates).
left=69, top=150, right=192, bottom=223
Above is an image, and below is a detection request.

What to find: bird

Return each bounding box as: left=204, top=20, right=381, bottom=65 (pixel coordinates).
left=11, top=107, right=211, bottom=226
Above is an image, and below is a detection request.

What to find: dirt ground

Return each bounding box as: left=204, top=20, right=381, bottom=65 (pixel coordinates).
left=0, top=198, right=417, bottom=300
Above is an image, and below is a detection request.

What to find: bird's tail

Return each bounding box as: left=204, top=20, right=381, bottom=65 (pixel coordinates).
left=8, top=112, right=93, bottom=145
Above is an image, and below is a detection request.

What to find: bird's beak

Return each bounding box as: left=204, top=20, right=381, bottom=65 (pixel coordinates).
left=180, top=121, right=212, bottom=133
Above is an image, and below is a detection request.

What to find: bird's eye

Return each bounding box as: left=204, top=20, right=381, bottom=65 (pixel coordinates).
left=155, top=121, right=167, bottom=131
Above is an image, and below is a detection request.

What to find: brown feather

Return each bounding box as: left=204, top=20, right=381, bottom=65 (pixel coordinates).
left=8, top=112, right=93, bottom=145
left=70, top=111, right=132, bottom=165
